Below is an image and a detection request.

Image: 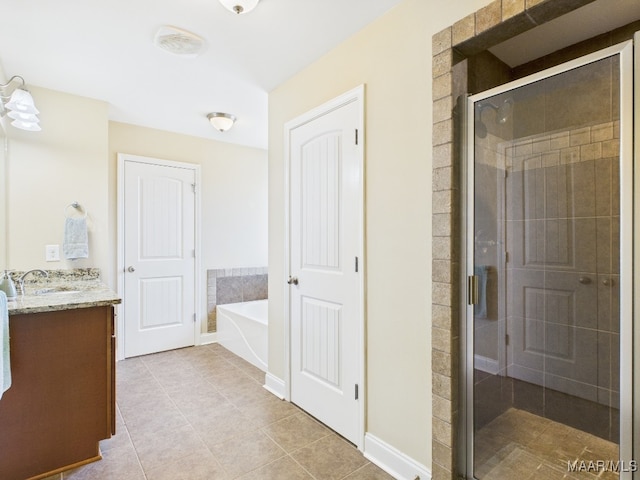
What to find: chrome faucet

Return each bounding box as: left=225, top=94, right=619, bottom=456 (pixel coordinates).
left=17, top=269, right=49, bottom=295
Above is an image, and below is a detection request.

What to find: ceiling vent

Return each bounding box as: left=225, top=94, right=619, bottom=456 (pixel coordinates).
left=154, top=26, right=206, bottom=57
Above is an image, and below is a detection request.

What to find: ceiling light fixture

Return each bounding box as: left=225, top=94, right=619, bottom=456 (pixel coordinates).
left=0, top=76, right=41, bottom=131
left=218, top=0, right=259, bottom=15
left=207, top=112, right=236, bottom=132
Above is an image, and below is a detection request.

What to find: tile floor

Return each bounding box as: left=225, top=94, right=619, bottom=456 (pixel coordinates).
left=44, top=344, right=394, bottom=480
left=475, top=408, right=620, bottom=480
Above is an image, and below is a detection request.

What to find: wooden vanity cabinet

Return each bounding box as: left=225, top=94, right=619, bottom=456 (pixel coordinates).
left=0, top=305, right=116, bottom=480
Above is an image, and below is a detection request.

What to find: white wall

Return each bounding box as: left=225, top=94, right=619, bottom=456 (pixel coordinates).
left=268, top=0, right=493, bottom=471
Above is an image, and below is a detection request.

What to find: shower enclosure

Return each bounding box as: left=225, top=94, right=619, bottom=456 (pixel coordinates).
left=462, top=40, right=635, bottom=479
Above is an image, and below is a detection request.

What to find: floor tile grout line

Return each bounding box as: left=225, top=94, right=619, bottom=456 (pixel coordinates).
left=122, top=421, right=150, bottom=480
left=125, top=351, right=240, bottom=479
left=338, top=461, right=374, bottom=480
left=109, top=408, right=147, bottom=476
left=259, top=421, right=333, bottom=455
left=285, top=452, right=320, bottom=480
left=153, top=347, right=299, bottom=478
left=186, top=349, right=306, bottom=478
left=118, top=356, right=177, bottom=479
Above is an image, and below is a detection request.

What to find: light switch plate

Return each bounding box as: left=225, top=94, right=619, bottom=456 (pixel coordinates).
left=45, top=244, right=60, bottom=262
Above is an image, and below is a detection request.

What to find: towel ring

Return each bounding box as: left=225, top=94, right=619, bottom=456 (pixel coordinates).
left=64, top=202, right=88, bottom=219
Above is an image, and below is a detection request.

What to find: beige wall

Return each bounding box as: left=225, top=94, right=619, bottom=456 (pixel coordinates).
left=5, top=86, right=110, bottom=275
left=268, top=0, right=493, bottom=468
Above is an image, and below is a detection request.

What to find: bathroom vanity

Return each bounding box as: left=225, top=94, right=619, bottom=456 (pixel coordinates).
left=0, top=273, right=120, bottom=480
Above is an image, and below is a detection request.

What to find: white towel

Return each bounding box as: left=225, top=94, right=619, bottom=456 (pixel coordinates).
left=0, top=290, right=10, bottom=400
left=63, top=217, right=89, bottom=260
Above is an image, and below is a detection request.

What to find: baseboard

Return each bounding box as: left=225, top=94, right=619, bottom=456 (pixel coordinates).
left=364, top=433, right=431, bottom=480
left=474, top=354, right=499, bottom=375
left=263, top=372, right=285, bottom=399
left=199, top=332, right=217, bottom=345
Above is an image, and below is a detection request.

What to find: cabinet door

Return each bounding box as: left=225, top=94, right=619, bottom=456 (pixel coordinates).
left=0, top=306, right=113, bottom=480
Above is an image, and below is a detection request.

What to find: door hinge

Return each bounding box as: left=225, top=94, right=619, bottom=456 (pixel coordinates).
left=355, top=384, right=359, bottom=400
left=191, top=183, right=196, bottom=193
left=355, top=129, right=359, bottom=145
left=192, top=249, right=196, bottom=258
left=505, top=334, right=510, bottom=346
left=193, top=313, right=196, bottom=323
left=468, top=275, right=479, bottom=305
left=355, top=256, right=359, bottom=272
left=504, top=251, right=509, bottom=263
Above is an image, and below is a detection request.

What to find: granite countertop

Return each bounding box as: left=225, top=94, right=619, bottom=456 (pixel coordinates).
left=6, top=269, right=121, bottom=315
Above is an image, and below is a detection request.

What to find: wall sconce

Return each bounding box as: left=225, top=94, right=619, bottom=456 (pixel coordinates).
left=218, top=0, right=259, bottom=15
left=207, top=112, right=236, bottom=132
left=0, top=76, right=41, bottom=131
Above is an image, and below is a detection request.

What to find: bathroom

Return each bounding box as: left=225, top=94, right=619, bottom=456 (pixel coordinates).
left=2, top=0, right=640, bottom=479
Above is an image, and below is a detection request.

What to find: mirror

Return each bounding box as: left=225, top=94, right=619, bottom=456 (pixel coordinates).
left=0, top=123, right=6, bottom=272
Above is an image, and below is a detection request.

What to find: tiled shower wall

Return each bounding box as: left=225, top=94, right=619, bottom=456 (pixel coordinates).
left=503, top=120, right=620, bottom=406
left=207, top=267, right=268, bottom=332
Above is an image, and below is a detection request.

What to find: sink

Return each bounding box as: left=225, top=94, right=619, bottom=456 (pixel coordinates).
left=34, top=288, right=82, bottom=296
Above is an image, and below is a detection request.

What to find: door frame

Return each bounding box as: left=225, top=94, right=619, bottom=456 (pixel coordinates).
left=116, top=153, right=202, bottom=361
left=283, top=85, right=366, bottom=449
left=462, top=41, right=634, bottom=478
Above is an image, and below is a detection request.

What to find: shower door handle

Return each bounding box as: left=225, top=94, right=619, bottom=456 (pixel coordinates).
left=468, top=275, right=478, bottom=305
left=287, top=276, right=299, bottom=285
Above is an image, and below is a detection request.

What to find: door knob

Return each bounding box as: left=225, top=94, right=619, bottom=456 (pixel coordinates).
left=287, top=276, right=299, bottom=285
left=579, top=276, right=591, bottom=284
left=127, top=266, right=136, bottom=273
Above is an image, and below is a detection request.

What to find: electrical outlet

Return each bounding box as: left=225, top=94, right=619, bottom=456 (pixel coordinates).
left=45, top=244, right=60, bottom=262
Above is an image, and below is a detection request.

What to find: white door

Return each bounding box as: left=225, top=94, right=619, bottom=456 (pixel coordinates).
left=289, top=92, right=362, bottom=444
left=123, top=159, right=196, bottom=358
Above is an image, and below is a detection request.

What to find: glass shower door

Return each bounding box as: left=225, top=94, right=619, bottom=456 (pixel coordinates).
left=466, top=42, right=633, bottom=480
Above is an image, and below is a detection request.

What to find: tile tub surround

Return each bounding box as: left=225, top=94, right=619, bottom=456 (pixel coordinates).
left=431, top=1, right=631, bottom=478
left=207, top=267, right=268, bottom=332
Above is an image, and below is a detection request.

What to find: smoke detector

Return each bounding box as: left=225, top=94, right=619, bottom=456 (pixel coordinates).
left=154, top=26, right=206, bottom=57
